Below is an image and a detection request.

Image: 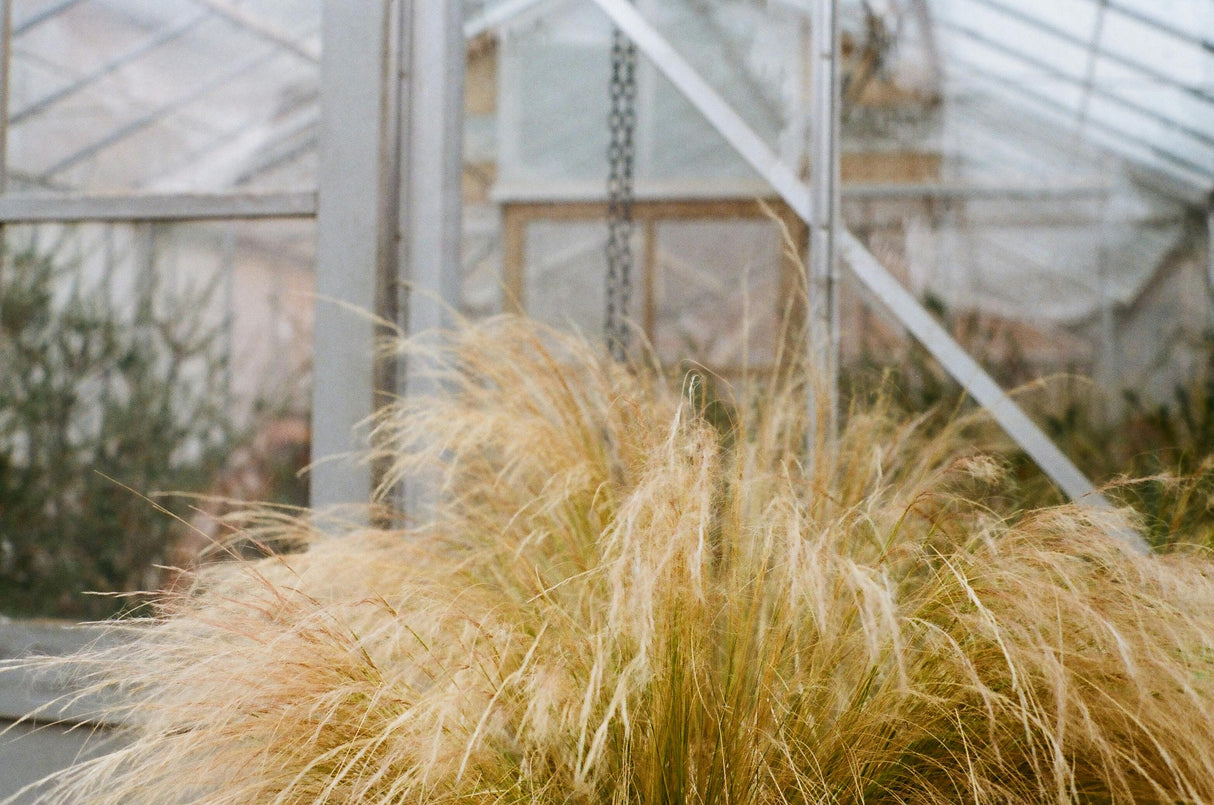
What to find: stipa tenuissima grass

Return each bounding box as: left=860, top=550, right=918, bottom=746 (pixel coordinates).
left=12, top=315, right=1214, bottom=804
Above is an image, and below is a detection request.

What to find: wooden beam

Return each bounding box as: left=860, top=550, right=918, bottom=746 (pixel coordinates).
left=501, top=203, right=527, bottom=314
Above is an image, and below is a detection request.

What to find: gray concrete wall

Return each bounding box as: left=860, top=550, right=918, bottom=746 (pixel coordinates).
left=0, top=621, right=127, bottom=802
left=0, top=720, right=120, bottom=803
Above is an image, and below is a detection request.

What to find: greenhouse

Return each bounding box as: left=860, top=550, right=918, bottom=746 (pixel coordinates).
left=0, top=0, right=1212, bottom=800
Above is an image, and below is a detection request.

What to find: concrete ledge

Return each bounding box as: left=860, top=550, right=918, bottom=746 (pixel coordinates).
left=0, top=621, right=132, bottom=804
left=0, top=620, right=129, bottom=726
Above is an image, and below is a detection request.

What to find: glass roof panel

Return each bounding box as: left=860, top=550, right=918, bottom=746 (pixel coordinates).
left=9, top=0, right=1208, bottom=199
left=495, top=0, right=807, bottom=196
left=928, top=0, right=1214, bottom=194
left=6, top=0, right=320, bottom=194
left=484, top=0, right=1213, bottom=198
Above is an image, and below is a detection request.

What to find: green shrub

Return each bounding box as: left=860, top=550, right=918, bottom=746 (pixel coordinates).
left=0, top=246, right=237, bottom=619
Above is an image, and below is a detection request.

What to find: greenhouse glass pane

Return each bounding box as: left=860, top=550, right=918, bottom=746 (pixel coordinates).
left=6, top=0, right=321, bottom=193
left=927, top=0, right=1214, bottom=191
left=523, top=218, right=619, bottom=337
left=496, top=0, right=783, bottom=195
left=0, top=219, right=314, bottom=619
left=653, top=219, right=785, bottom=373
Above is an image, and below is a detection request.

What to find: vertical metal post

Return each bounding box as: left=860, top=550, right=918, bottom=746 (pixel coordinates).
left=137, top=223, right=158, bottom=324
left=220, top=229, right=237, bottom=415
left=1207, top=193, right=1214, bottom=332
left=310, top=0, right=396, bottom=511
left=808, top=0, right=841, bottom=442
left=782, top=15, right=812, bottom=180
left=400, top=0, right=464, bottom=342
left=635, top=0, right=656, bottom=187
left=398, top=0, right=465, bottom=519
left=0, top=0, right=12, bottom=312
left=0, top=0, right=9, bottom=197
left=1078, top=0, right=1108, bottom=132
left=1095, top=183, right=1118, bottom=395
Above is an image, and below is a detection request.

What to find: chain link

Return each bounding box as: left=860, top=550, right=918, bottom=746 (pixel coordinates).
left=605, top=24, right=637, bottom=362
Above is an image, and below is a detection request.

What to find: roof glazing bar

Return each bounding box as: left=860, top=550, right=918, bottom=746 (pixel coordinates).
left=185, top=0, right=320, bottom=63
left=1077, top=0, right=1108, bottom=128
left=233, top=133, right=317, bottom=184
left=39, top=45, right=285, bottom=179
left=950, top=52, right=1214, bottom=186
left=10, top=10, right=211, bottom=125
left=13, top=0, right=85, bottom=36
left=961, top=0, right=1214, bottom=108
left=938, top=18, right=1214, bottom=150
left=139, top=99, right=318, bottom=188
left=1089, top=0, right=1214, bottom=54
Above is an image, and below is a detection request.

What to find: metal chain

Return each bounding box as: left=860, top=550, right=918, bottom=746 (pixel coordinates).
left=605, top=23, right=637, bottom=362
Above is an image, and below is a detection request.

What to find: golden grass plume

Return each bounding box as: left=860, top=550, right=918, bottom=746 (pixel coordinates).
left=14, top=315, right=1214, bottom=803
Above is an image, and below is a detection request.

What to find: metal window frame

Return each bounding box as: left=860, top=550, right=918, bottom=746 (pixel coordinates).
left=935, top=16, right=1214, bottom=152
left=585, top=0, right=1148, bottom=553
left=0, top=190, right=316, bottom=222
left=0, top=0, right=466, bottom=515
left=0, top=0, right=467, bottom=756
left=0, top=0, right=1168, bottom=537
left=309, top=0, right=465, bottom=512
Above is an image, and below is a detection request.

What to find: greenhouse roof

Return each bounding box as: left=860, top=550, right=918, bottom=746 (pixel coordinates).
left=4, top=0, right=1213, bottom=204
left=929, top=0, right=1214, bottom=200
left=6, top=0, right=321, bottom=194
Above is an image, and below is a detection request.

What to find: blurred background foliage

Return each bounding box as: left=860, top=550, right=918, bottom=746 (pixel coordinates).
left=842, top=304, right=1214, bottom=551
left=0, top=246, right=306, bottom=619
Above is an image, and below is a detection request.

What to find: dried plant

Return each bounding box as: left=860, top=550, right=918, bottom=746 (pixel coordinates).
left=12, top=315, right=1214, bottom=804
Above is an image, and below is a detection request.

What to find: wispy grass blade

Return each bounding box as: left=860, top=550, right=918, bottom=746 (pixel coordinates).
left=11, top=315, right=1214, bottom=804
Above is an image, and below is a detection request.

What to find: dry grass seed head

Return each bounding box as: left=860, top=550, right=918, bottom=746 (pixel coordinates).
left=12, top=315, right=1214, bottom=804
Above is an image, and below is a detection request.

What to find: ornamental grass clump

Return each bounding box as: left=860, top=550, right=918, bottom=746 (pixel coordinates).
left=15, top=315, right=1214, bottom=803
